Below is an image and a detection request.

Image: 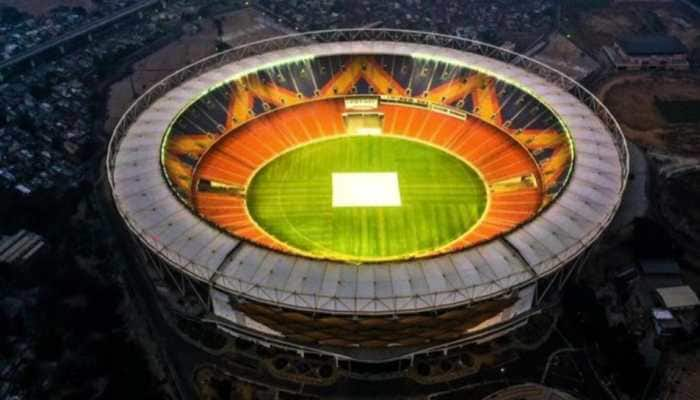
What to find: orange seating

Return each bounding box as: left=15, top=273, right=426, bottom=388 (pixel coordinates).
left=196, top=193, right=288, bottom=251
left=380, top=104, right=400, bottom=134
left=193, top=99, right=349, bottom=248
left=359, top=101, right=543, bottom=250
left=197, top=151, right=253, bottom=186
left=428, top=116, right=465, bottom=147
left=384, top=105, right=415, bottom=137
left=193, top=97, right=545, bottom=255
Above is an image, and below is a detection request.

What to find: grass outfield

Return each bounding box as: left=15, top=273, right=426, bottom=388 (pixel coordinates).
left=246, top=136, right=487, bottom=261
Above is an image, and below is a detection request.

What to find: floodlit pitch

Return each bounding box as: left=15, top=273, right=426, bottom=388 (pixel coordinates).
left=246, top=136, right=487, bottom=261
left=331, top=172, right=402, bottom=208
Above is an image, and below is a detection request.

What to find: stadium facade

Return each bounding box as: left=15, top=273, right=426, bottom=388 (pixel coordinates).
left=107, top=30, right=627, bottom=380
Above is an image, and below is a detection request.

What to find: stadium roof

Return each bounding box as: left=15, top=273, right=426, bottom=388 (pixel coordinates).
left=618, top=34, right=688, bottom=56
left=108, top=36, right=627, bottom=315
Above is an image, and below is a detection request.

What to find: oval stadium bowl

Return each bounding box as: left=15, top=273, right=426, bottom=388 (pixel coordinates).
left=107, top=29, right=627, bottom=362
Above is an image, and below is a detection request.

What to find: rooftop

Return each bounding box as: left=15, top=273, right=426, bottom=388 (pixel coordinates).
left=656, top=286, right=700, bottom=310
left=639, top=258, right=682, bottom=275
left=0, top=230, right=46, bottom=266
left=618, top=34, right=688, bottom=56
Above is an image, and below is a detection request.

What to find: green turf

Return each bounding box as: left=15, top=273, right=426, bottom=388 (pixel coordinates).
left=246, top=135, right=487, bottom=262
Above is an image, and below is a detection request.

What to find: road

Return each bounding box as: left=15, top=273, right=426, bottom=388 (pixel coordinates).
left=540, top=347, right=580, bottom=384
left=0, top=0, right=160, bottom=73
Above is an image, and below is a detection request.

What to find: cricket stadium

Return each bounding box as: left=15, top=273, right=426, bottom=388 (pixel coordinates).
left=106, top=29, right=628, bottom=385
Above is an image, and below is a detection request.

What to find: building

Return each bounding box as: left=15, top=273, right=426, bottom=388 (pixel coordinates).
left=652, top=286, right=700, bottom=337
left=605, top=34, right=689, bottom=70
left=656, top=286, right=700, bottom=311
left=0, top=230, right=46, bottom=267
left=651, top=308, right=684, bottom=337
left=638, top=258, right=684, bottom=289
left=106, top=30, right=627, bottom=390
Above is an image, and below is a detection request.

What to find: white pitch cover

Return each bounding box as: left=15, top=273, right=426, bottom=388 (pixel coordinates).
left=332, top=172, right=402, bottom=207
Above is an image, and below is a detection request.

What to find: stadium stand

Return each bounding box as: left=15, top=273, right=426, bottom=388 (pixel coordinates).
left=191, top=96, right=542, bottom=256
left=163, top=54, right=572, bottom=208
left=231, top=293, right=517, bottom=348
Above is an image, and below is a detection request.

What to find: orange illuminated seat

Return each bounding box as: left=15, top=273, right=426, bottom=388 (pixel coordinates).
left=192, top=97, right=545, bottom=254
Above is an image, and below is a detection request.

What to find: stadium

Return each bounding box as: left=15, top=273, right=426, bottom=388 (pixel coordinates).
left=107, top=29, right=627, bottom=379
